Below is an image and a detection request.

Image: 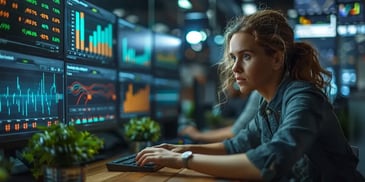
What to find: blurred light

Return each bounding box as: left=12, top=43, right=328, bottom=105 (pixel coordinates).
left=348, top=25, right=357, bottom=35
left=242, top=3, right=257, bottom=15
left=152, top=23, right=169, bottom=33
left=178, top=0, right=192, bottom=9
left=191, top=43, right=203, bottom=52
left=341, top=85, right=350, bottom=96
left=337, top=25, right=347, bottom=35
left=200, top=31, right=207, bottom=41
left=186, top=30, right=203, bottom=44
left=185, top=12, right=206, bottom=20
left=214, top=35, right=224, bottom=45
left=287, top=9, right=298, bottom=19
left=112, top=8, right=125, bottom=17
left=126, top=15, right=139, bottom=23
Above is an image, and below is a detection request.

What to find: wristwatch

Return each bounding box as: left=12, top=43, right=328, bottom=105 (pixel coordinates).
left=181, top=151, right=193, bottom=169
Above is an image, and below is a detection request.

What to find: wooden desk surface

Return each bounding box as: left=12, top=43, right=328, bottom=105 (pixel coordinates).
left=85, top=157, right=238, bottom=182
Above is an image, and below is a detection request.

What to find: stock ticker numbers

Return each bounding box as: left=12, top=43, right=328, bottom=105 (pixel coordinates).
left=0, top=0, right=63, bottom=58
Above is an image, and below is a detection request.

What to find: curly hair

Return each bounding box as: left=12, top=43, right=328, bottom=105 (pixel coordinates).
left=218, top=9, right=331, bottom=100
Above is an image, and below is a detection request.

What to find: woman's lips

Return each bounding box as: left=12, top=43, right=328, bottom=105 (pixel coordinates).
left=235, top=77, right=246, bottom=85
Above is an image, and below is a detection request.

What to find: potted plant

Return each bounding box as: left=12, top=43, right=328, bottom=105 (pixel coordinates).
left=0, top=154, right=12, bottom=182
left=124, top=117, right=161, bottom=152
left=21, top=123, right=104, bottom=181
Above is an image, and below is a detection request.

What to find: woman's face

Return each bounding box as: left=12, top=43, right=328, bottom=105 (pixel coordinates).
left=229, top=32, right=280, bottom=96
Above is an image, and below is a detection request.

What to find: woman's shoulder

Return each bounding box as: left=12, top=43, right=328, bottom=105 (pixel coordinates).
left=283, top=80, right=327, bottom=100
left=286, top=80, right=314, bottom=90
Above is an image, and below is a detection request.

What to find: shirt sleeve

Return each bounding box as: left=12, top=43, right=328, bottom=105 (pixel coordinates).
left=224, top=116, right=262, bottom=154
left=246, top=87, right=324, bottom=180
left=231, top=91, right=261, bottom=135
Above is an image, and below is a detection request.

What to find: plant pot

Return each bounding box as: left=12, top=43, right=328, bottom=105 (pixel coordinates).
left=130, top=141, right=152, bottom=153
left=43, top=166, right=85, bottom=182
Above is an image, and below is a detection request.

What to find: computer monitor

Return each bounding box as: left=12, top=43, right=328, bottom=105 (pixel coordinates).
left=294, top=0, right=336, bottom=15
left=118, top=71, right=153, bottom=121
left=0, top=50, right=64, bottom=150
left=152, top=32, right=182, bottom=78
left=65, top=63, right=118, bottom=131
left=337, top=1, right=365, bottom=24
left=151, top=77, right=181, bottom=122
left=64, top=0, right=117, bottom=67
left=294, top=14, right=337, bottom=38
left=0, top=0, right=64, bottom=59
left=117, top=19, right=153, bottom=73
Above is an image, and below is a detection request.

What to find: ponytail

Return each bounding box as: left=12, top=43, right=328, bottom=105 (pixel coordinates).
left=286, top=42, right=331, bottom=91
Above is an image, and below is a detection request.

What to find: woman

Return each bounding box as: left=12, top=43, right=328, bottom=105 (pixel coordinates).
left=136, top=9, right=364, bottom=181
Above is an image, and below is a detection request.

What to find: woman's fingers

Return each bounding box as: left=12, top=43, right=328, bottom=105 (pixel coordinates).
left=136, top=147, right=162, bottom=166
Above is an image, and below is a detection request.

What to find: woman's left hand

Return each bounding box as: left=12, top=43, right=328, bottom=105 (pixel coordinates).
left=135, top=146, right=182, bottom=169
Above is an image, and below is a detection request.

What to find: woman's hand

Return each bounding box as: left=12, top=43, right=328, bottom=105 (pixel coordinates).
left=135, top=147, right=182, bottom=169
left=153, top=143, right=188, bottom=153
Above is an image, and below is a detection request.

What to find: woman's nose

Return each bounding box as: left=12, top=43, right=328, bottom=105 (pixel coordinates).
left=232, top=61, right=242, bottom=73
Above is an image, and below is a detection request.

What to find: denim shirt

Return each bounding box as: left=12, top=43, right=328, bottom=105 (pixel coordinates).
left=223, top=76, right=363, bottom=181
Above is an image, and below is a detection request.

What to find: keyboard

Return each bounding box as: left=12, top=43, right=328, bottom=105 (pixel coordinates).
left=106, top=153, right=162, bottom=172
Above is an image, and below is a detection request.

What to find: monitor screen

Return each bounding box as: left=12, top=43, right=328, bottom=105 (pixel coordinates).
left=0, top=0, right=64, bottom=59
left=0, top=50, right=64, bottom=147
left=153, top=32, right=182, bottom=78
left=117, top=19, right=153, bottom=72
left=337, top=1, right=365, bottom=24
left=65, top=63, right=118, bottom=131
left=119, top=71, right=153, bottom=121
left=65, top=0, right=117, bottom=67
left=294, top=14, right=337, bottom=38
left=294, top=0, right=336, bottom=15
left=152, top=77, right=181, bottom=122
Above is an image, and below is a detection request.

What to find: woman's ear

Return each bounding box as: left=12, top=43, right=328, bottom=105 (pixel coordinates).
left=272, top=52, right=284, bottom=70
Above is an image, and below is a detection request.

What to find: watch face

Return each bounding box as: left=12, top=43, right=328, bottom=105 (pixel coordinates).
left=182, top=151, right=193, bottom=159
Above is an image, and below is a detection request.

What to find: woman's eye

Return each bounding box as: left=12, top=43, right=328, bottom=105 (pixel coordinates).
left=243, top=54, right=251, bottom=60
left=230, top=55, right=236, bottom=62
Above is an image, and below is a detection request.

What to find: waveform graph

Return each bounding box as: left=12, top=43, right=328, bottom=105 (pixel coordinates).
left=66, top=78, right=117, bottom=125
left=0, top=69, right=64, bottom=120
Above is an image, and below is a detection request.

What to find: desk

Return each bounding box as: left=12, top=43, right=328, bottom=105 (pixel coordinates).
left=85, top=157, right=237, bottom=182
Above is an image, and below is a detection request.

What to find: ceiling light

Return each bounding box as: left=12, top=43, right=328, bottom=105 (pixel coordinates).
left=178, top=0, right=192, bottom=10
left=242, top=3, right=257, bottom=15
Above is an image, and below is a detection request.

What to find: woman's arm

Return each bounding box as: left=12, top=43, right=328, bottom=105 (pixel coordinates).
left=136, top=146, right=262, bottom=180
left=156, top=142, right=228, bottom=155
left=181, top=125, right=234, bottom=143
left=188, top=153, right=261, bottom=180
